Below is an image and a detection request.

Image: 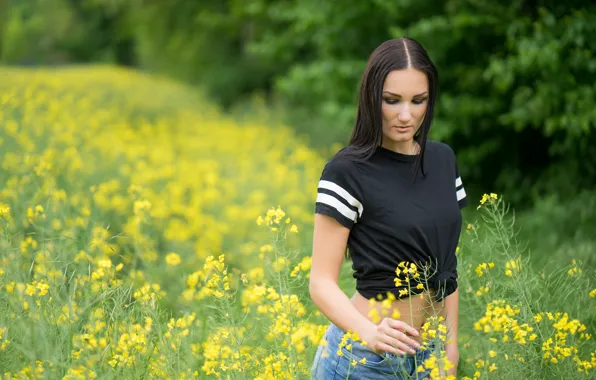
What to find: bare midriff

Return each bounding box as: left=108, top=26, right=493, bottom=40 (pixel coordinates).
left=350, top=288, right=447, bottom=345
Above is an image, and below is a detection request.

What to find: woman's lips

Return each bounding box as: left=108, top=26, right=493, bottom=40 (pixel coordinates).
left=393, top=125, right=412, bottom=132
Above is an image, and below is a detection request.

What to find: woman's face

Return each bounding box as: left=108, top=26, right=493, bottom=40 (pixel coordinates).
left=381, top=68, right=429, bottom=149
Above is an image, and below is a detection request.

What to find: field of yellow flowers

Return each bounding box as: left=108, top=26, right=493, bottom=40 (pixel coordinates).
left=0, top=65, right=595, bottom=379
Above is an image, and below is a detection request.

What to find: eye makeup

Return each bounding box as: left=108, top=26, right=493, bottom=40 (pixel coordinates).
left=383, top=97, right=428, bottom=105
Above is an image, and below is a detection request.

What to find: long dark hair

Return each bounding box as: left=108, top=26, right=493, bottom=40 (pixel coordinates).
left=338, top=37, right=439, bottom=179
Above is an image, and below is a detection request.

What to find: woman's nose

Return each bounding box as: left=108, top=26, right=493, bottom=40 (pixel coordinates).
left=397, top=108, right=412, bottom=123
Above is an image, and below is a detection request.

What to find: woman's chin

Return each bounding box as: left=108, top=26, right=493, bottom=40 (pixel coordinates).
left=385, top=134, right=415, bottom=143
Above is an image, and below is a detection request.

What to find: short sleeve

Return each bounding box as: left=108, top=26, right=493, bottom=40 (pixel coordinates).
left=315, top=158, right=364, bottom=229
left=455, top=159, right=468, bottom=209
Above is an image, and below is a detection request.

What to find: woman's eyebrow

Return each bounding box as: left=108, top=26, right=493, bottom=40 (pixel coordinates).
left=382, top=91, right=428, bottom=97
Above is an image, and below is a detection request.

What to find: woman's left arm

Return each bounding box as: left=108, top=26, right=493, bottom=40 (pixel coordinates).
left=444, top=287, right=459, bottom=377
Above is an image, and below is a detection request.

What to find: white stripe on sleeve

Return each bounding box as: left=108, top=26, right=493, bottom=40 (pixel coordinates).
left=316, top=193, right=358, bottom=222
left=456, top=188, right=466, bottom=201
left=318, top=180, right=363, bottom=218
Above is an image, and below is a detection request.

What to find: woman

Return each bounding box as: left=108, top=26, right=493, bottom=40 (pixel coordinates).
left=309, top=37, right=468, bottom=379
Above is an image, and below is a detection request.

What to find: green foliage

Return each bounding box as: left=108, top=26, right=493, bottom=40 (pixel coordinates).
left=1, top=0, right=595, bottom=207
left=238, top=1, right=596, bottom=207
left=132, top=0, right=279, bottom=108
left=514, top=190, right=596, bottom=271
left=1, top=0, right=135, bottom=64
left=457, top=194, right=596, bottom=379
left=1, top=0, right=74, bottom=63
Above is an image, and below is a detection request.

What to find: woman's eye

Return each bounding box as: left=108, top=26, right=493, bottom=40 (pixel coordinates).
left=384, top=98, right=427, bottom=105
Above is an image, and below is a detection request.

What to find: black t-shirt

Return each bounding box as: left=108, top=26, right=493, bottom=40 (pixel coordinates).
left=315, top=141, right=468, bottom=303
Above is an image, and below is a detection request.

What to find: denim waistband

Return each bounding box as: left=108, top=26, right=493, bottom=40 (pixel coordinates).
left=311, top=322, right=438, bottom=379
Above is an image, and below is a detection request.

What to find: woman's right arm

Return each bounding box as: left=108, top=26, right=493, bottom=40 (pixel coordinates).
left=309, top=213, right=420, bottom=355
left=309, top=213, right=374, bottom=336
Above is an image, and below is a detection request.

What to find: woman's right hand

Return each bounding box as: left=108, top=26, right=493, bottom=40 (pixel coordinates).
left=360, top=317, right=422, bottom=355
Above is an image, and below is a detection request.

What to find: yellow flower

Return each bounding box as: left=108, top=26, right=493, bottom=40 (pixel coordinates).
left=505, top=258, right=521, bottom=277
left=475, top=286, right=489, bottom=296
left=477, top=193, right=498, bottom=209
left=272, top=257, right=287, bottom=272
left=0, top=206, right=10, bottom=217
left=567, top=259, right=582, bottom=276
left=165, top=252, right=181, bottom=266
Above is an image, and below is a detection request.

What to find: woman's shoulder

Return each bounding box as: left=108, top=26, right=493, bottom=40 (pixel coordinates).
left=326, top=145, right=366, bottom=168
left=425, top=140, right=456, bottom=160
left=319, top=145, right=371, bottom=185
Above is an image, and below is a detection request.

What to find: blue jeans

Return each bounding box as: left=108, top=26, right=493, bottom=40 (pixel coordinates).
left=310, top=322, right=436, bottom=379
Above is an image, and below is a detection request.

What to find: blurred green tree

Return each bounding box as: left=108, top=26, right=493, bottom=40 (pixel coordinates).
left=228, top=0, right=596, bottom=206
left=1, top=0, right=135, bottom=65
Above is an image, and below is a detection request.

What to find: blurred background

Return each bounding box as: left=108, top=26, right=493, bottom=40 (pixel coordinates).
left=1, top=0, right=595, bottom=262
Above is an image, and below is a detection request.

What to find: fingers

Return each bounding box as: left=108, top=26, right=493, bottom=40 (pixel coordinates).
left=381, top=328, right=419, bottom=354
left=378, top=338, right=416, bottom=356
left=395, top=329, right=421, bottom=351
left=386, top=318, right=419, bottom=337
left=397, top=331, right=420, bottom=353
left=380, top=318, right=422, bottom=354
left=375, top=341, right=408, bottom=356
